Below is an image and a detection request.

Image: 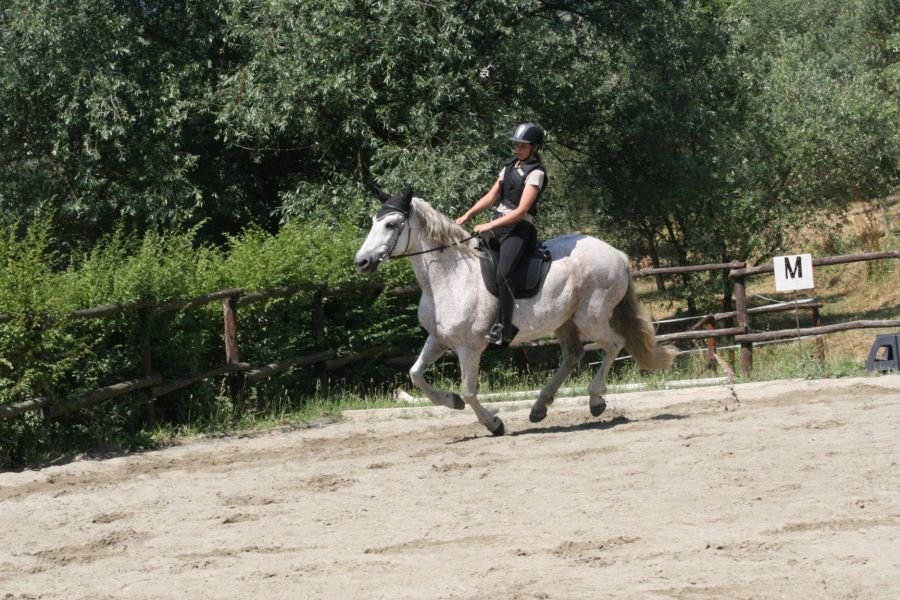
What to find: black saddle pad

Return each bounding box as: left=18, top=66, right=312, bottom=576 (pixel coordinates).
left=479, top=242, right=552, bottom=299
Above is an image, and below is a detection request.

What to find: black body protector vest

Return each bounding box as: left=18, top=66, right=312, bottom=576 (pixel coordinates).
left=500, top=157, right=548, bottom=216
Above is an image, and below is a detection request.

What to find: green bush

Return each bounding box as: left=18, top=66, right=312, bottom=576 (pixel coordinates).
left=0, top=219, right=417, bottom=468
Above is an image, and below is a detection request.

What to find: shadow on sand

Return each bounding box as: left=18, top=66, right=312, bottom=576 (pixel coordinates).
left=447, top=412, right=690, bottom=443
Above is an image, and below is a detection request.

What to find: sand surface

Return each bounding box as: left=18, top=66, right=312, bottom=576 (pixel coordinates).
left=2, top=374, right=899, bottom=599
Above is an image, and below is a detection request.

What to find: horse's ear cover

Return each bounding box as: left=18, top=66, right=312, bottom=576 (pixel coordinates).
left=375, top=186, right=413, bottom=219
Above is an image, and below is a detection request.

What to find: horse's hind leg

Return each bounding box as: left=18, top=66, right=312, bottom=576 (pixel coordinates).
left=580, top=324, right=625, bottom=417
left=588, top=342, right=622, bottom=417
left=409, top=335, right=465, bottom=410
left=530, top=320, right=584, bottom=423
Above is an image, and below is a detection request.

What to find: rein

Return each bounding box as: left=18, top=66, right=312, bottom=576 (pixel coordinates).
left=392, top=233, right=480, bottom=259
left=380, top=213, right=479, bottom=261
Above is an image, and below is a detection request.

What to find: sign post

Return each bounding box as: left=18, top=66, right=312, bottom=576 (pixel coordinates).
left=773, top=254, right=816, bottom=363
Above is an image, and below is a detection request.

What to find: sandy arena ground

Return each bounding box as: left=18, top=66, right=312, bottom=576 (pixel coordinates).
left=1, top=374, right=899, bottom=599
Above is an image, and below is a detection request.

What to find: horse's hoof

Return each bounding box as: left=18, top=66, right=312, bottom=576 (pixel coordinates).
left=529, top=407, right=547, bottom=423
left=590, top=398, right=607, bottom=417
left=450, top=393, right=465, bottom=410
left=490, top=419, right=506, bottom=436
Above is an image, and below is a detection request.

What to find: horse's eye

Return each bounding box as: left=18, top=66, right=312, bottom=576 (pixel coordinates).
left=385, top=222, right=396, bottom=230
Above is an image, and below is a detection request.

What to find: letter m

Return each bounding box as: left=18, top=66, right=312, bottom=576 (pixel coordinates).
left=784, top=256, right=803, bottom=279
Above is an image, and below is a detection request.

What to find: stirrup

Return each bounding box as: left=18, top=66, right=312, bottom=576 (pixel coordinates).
left=485, top=323, right=505, bottom=345
left=486, top=323, right=518, bottom=347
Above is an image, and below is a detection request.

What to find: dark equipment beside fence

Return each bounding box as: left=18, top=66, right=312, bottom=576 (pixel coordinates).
left=866, top=333, right=900, bottom=373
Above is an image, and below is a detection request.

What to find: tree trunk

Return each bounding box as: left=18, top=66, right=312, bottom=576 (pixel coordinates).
left=664, top=217, right=696, bottom=313
left=646, top=232, right=666, bottom=292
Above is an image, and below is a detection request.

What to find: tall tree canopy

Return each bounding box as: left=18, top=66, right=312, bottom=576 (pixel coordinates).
left=0, top=0, right=896, bottom=289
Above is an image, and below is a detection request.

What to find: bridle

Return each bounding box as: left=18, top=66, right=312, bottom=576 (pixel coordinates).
left=379, top=213, right=413, bottom=260
left=377, top=212, right=479, bottom=262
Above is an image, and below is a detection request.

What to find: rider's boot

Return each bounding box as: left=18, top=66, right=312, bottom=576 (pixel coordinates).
left=486, top=283, right=518, bottom=346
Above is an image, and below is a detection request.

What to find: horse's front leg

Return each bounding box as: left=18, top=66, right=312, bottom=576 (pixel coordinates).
left=409, top=335, right=465, bottom=410
left=456, top=346, right=505, bottom=436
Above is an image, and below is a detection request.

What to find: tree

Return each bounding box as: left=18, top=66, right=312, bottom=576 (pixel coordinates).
left=2, top=0, right=894, bottom=298
left=720, top=0, right=899, bottom=258
left=0, top=1, right=274, bottom=245
left=543, top=0, right=898, bottom=311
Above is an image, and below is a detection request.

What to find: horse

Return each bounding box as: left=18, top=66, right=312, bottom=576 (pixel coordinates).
left=354, top=187, right=676, bottom=435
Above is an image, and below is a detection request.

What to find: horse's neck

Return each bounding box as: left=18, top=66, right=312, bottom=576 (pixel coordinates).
left=408, top=239, right=479, bottom=300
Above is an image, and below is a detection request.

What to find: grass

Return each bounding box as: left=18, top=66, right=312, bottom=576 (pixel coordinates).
left=21, top=333, right=883, bottom=468
left=138, top=332, right=883, bottom=450
left=143, top=388, right=398, bottom=448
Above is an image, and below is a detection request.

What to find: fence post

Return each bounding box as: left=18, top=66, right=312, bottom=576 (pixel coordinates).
left=811, top=305, right=826, bottom=367
left=139, top=307, right=156, bottom=426
left=311, top=287, right=328, bottom=391
left=705, top=321, right=718, bottom=372
left=733, top=276, right=752, bottom=377
left=222, top=295, right=243, bottom=404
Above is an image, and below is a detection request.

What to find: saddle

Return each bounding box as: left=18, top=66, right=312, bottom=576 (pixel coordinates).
left=477, top=239, right=552, bottom=299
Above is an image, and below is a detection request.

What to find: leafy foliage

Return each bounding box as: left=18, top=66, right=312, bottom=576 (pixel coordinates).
left=0, top=218, right=409, bottom=467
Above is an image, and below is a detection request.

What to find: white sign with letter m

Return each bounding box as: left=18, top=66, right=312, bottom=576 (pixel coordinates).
left=774, top=254, right=814, bottom=291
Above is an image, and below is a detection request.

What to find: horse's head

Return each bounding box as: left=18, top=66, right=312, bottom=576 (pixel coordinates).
left=355, top=186, right=415, bottom=274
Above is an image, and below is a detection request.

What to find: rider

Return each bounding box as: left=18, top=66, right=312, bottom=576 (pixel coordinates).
left=455, top=122, right=548, bottom=346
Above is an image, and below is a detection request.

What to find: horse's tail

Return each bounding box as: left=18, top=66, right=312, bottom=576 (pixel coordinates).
left=610, top=274, right=677, bottom=372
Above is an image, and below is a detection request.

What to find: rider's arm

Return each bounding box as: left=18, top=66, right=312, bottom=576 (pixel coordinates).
left=455, top=180, right=501, bottom=226
left=474, top=184, right=538, bottom=232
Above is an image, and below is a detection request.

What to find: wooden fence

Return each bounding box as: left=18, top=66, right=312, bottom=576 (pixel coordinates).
left=520, top=251, right=898, bottom=375
left=0, top=250, right=896, bottom=422
left=727, top=250, right=899, bottom=375
left=0, top=283, right=392, bottom=423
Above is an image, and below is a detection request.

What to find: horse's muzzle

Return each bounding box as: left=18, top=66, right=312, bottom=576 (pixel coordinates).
left=355, top=255, right=380, bottom=274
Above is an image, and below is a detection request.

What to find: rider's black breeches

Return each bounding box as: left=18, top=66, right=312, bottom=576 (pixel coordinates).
left=486, top=221, right=536, bottom=324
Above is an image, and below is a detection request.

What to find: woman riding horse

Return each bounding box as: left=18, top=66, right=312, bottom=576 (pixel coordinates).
left=456, top=122, right=548, bottom=346
left=355, top=168, right=675, bottom=435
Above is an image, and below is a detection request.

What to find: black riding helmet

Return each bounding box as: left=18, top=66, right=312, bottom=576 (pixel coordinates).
left=508, top=122, right=545, bottom=146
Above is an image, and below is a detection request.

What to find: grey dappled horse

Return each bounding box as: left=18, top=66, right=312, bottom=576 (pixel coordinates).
left=355, top=188, right=675, bottom=435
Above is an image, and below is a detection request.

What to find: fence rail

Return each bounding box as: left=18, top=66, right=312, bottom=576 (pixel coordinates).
left=729, top=250, right=899, bottom=277
left=633, top=261, right=746, bottom=277
left=736, top=320, right=900, bottom=343
left=1, top=250, right=896, bottom=421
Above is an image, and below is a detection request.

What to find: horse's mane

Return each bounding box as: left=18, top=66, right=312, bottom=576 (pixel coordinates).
left=411, top=198, right=479, bottom=256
